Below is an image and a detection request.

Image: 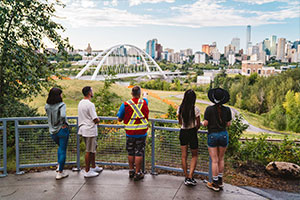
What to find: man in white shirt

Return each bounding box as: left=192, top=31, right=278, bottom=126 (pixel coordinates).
left=78, top=86, right=103, bottom=178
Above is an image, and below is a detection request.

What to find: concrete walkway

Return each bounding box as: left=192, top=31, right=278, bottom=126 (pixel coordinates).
left=0, top=170, right=265, bottom=200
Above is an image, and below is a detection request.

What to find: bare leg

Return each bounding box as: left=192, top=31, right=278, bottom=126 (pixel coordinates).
left=181, top=145, right=188, bottom=178
left=91, top=152, right=96, bottom=168
left=135, top=156, right=143, bottom=173
left=85, top=152, right=91, bottom=172
left=217, top=147, right=227, bottom=174
left=128, top=155, right=135, bottom=170
left=188, top=149, right=198, bottom=178
left=208, top=147, right=219, bottom=177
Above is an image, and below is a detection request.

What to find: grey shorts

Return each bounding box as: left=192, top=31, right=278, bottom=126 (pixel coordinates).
left=84, top=136, right=97, bottom=153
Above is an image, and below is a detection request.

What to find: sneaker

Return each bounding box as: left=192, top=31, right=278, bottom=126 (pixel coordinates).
left=134, top=172, right=144, bottom=181
left=184, top=178, right=190, bottom=185
left=218, top=177, right=224, bottom=188
left=56, top=165, right=59, bottom=172
left=83, top=170, right=99, bottom=178
left=190, top=178, right=197, bottom=185
left=206, top=182, right=220, bottom=192
left=56, top=172, right=68, bottom=180
left=91, top=165, right=103, bottom=173
left=129, top=170, right=135, bottom=178
left=184, top=178, right=196, bottom=186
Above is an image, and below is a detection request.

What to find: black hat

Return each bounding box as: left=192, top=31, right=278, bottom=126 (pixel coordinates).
left=208, top=88, right=230, bottom=105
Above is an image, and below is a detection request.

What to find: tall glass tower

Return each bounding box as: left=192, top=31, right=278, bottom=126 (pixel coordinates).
left=246, top=25, right=251, bottom=54
left=270, top=35, right=277, bottom=56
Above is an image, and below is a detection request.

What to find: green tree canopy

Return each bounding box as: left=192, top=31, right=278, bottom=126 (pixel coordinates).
left=0, top=0, right=70, bottom=117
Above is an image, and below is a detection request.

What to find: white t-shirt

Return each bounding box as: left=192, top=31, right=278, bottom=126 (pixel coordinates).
left=177, top=106, right=201, bottom=129
left=78, top=99, right=98, bottom=137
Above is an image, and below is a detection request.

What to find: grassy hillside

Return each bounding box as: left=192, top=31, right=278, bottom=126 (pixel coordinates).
left=25, top=79, right=170, bottom=118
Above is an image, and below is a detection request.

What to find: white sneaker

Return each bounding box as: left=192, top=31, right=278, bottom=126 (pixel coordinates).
left=56, top=165, right=59, bottom=172
left=83, top=170, right=99, bottom=178
left=91, top=165, right=103, bottom=173
left=56, top=172, right=68, bottom=180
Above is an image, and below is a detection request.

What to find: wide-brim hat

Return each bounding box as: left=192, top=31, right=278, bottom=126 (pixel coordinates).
left=208, top=88, right=230, bottom=105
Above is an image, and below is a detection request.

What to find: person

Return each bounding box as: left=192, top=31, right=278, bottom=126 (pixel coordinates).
left=45, top=87, right=69, bottom=180
left=203, top=88, right=232, bottom=192
left=117, top=86, right=149, bottom=181
left=177, top=89, right=201, bottom=186
left=78, top=86, right=103, bottom=178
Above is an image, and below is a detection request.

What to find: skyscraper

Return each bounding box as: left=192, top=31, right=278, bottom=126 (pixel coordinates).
left=146, top=40, right=151, bottom=55
left=231, top=38, right=240, bottom=53
left=270, top=35, right=277, bottom=56
left=246, top=25, right=251, bottom=54
left=263, top=38, right=271, bottom=55
left=146, top=39, right=158, bottom=59
left=276, top=38, right=286, bottom=61
left=202, top=44, right=210, bottom=55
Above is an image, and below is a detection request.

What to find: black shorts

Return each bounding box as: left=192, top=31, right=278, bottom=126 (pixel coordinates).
left=126, top=136, right=146, bottom=156
left=179, top=127, right=198, bottom=149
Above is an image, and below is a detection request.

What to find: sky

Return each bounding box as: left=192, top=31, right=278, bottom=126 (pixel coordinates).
left=52, top=0, right=300, bottom=53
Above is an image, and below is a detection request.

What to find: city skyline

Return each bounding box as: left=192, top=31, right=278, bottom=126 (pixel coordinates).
left=52, top=0, right=300, bottom=52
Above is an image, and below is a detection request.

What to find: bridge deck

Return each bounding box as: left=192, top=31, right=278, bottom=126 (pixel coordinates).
left=0, top=170, right=265, bottom=200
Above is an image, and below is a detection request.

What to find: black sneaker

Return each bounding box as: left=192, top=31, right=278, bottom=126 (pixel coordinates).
left=190, top=178, right=197, bottom=185
left=134, top=172, right=144, bottom=181
left=184, top=178, right=196, bottom=186
left=184, top=178, right=189, bottom=185
left=129, top=170, right=135, bottom=178
left=218, top=177, right=223, bottom=188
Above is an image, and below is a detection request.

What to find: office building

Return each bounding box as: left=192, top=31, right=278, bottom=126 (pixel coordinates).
left=276, top=38, right=286, bottom=61
left=246, top=25, right=251, bottom=54
left=231, top=38, right=240, bottom=53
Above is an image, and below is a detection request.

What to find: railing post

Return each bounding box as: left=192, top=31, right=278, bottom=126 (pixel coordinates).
left=0, top=120, right=7, bottom=177
left=142, top=147, right=145, bottom=174
left=74, top=117, right=80, bottom=171
left=208, top=156, right=212, bottom=183
left=151, top=121, right=157, bottom=175
left=15, top=120, right=24, bottom=175
left=3, top=120, right=7, bottom=176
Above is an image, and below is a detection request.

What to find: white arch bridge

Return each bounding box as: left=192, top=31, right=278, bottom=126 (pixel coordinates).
left=75, top=44, right=181, bottom=81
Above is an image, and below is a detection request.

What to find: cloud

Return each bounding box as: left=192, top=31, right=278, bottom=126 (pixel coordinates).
left=103, top=0, right=118, bottom=6
left=56, top=0, right=299, bottom=28
left=129, top=0, right=175, bottom=6
left=233, top=0, right=296, bottom=5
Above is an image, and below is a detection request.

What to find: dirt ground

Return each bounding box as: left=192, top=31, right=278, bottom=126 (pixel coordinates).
left=223, top=161, right=300, bottom=193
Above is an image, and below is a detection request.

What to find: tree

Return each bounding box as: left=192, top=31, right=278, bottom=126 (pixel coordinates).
left=92, top=78, right=121, bottom=117
left=0, top=0, right=70, bottom=117
left=283, top=90, right=300, bottom=133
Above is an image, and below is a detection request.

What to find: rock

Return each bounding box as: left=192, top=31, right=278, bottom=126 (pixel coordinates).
left=266, top=162, right=300, bottom=179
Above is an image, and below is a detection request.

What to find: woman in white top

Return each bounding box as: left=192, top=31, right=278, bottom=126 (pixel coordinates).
left=177, top=89, right=201, bottom=186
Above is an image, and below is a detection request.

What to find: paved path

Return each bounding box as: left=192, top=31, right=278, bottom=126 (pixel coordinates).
left=0, top=170, right=265, bottom=200
left=172, top=94, right=286, bottom=135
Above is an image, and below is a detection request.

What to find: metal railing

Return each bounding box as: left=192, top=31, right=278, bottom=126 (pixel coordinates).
left=0, top=116, right=211, bottom=181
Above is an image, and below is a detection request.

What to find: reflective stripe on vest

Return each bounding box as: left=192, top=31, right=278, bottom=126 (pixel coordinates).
left=125, top=99, right=148, bottom=130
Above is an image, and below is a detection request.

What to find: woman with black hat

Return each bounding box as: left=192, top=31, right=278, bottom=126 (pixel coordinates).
left=203, top=88, right=232, bottom=192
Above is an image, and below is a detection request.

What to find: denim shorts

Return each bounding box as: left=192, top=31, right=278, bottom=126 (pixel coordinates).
left=207, top=131, right=229, bottom=148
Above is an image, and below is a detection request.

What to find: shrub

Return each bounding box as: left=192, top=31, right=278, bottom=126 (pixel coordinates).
left=227, top=114, right=248, bottom=156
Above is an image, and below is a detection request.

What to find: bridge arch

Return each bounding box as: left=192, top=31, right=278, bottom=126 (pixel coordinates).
left=75, top=44, right=166, bottom=80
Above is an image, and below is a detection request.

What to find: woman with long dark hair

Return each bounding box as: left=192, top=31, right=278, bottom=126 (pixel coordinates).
left=177, top=89, right=201, bottom=186
left=203, top=88, right=232, bottom=192
left=45, top=87, right=69, bottom=180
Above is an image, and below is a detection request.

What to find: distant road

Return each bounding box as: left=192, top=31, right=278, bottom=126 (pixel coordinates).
left=172, top=94, right=287, bottom=135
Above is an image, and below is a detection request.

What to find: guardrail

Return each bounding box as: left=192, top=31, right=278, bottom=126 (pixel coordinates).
left=0, top=116, right=211, bottom=181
